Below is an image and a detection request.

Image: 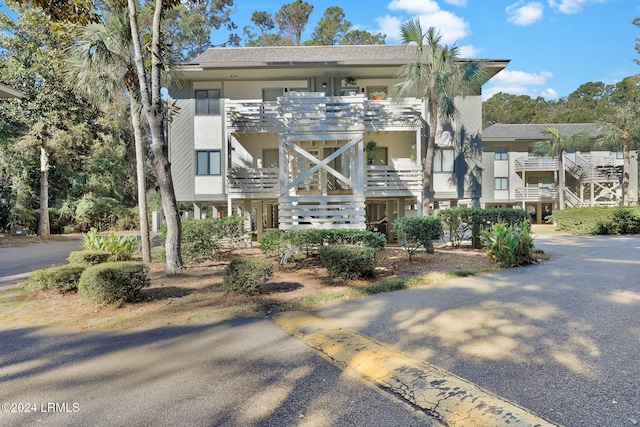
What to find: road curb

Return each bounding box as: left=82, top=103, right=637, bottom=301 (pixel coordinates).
left=273, top=311, right=558, bottom=427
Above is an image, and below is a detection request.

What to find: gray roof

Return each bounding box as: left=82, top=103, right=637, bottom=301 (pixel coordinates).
left=482, top=123, right=600, bottom=140
left=189, top=44, right=509, bottom=69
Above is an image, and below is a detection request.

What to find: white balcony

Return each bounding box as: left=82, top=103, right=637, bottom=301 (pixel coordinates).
left=514, top=156, right=558, bottom=171
left=226, top=94, right=422, bottom=133
left=227, top=165, right=422, bottom=198
left=514, top=187, right=558, bottom=201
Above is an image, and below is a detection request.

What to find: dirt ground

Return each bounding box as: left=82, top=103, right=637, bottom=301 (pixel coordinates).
left=0, top=243, right=498, bottom=330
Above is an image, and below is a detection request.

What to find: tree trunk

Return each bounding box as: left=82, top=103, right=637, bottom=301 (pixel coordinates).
left=38, top=145, right=50, bottom=237
left=422, top=102, right=438, bottom=217
left=622, top=131, right=630, bottom=206
left=130, top=99, right=151, bottom=262
left=127, top=0, right=183, bottom=273
left=558, top=152, right=565, bottom=210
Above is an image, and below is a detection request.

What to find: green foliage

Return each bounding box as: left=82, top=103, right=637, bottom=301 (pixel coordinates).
left=81, top=228, right=138, bottom=261
left=179, top=216, right=248, bottom=263
left=481, top=221, right=537, bottom=268
left=24, top=264, right=86, bottom=292
left=318, top=244, right=376, bottom=280
left=74, top=195, right=121, bottom=231
left=392, top=216, right=444, bottom=260
left=258, top=229, right=386, bottom=262
left=78, top=262, right=150, bottom=303
left=551, top=207, right=640, bottom=235
left=222, top=258, right=274, bottom=294
left=68, top=250, right=111, bottom=266
left=438, top=207, right=530, bottom=248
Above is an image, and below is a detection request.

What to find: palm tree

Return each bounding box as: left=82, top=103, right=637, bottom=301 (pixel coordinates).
left=390, top=19, right=487, bottom=215
left=531, top=127, right=588, bottom=210
left=596, top=104, right=640, bottom=206
left=68, top=9, right=152, bottom=262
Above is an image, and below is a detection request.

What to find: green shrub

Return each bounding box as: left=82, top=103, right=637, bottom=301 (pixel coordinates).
left=78, top=262, right=150, bottom=303
left=551, top=206, right=640, bottom=235
left=258, top=231, right=290, bottom=257
left=481, top=220, right=537, bottom=268
left=318, top=245, right=377, bottom=280
left=24, top=265, right=86, bottom=292
left=222, top=258, right=274, bottom=294
left=75, top=195, right=121, bottom=231
left=170, top=216, right=249, bottom=263
left=68, top=250, right=112, bottom=265
left=392, top=216, right=444, bottom=260
left=438, top=207, right=530, bottom=248
left=81, top=228, right=138, bottom=261
left=258, top=229, right=386, bottom=262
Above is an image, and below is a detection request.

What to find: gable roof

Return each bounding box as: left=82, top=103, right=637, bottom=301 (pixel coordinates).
left=185, top=45, right=509, bottom=83
left=0, top=83, right=22, bottom=98
left=483, top=123, right=600, bottom=140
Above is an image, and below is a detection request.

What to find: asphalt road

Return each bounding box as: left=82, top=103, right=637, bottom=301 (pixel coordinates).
left=314, top=233, right=640, bottom=426
left=0, top=238, right=82, bottom=287
left=0, top=319, right=436, bottom=427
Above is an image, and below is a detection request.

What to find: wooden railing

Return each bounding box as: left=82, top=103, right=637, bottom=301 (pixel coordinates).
left=514, top=187, right=558, bottom=200
left=278, top=195, right=366, bottom=230
left=514, top=156, right=558, bottom=171
left=226, top=94, right=422, bottom=133
left=227, top=168, right=278, bottom=195
left=365, top=165, right=422, bottom=195
left=227, top=165, right=423, bottom=196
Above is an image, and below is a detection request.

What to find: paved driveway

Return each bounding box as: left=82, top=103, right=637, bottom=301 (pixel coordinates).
left=314, top=233, right=640, bottom=426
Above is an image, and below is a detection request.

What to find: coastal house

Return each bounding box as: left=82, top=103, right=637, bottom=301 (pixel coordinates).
left=168, top=45, right=509, bottom=238
left=480, top=123, right=638, bottom=223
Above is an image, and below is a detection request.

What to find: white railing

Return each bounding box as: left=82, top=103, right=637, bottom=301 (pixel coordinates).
left=514, top=187, right=558, bottom=200
left=278, top=195, right=366, bottom=230
left=365, top=165, right=422, bottom=195
left=226, top=95, right=423, bottom=133
left=514, top=156, right=558, bottom=171
left=227, top=168, right=278, bottom=195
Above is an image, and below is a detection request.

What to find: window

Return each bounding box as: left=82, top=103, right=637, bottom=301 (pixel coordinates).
left=495, top=177, right=508, bottom=190
left=434, top=148, right=454, bottom=172
left=196, top=150, right=221, bottom=175
left=611, top=151, right=624, bottom=159
left=495, top=147, right=508, bottom=160
left=195, top=89, right=220, bottom=115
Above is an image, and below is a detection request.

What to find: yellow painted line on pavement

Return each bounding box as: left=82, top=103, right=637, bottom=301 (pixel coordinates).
left=273, top=311, right=558, bottom=427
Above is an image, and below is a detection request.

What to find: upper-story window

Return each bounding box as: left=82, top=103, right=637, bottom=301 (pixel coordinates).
left=196, top=150, right=221, bottom=175
left=195, top=89, right=221, bottom=115
left=495, top=147, right=508, bottom=160
left=434, top=148, right=454, bottom=172
left=263, top=88, right=284, bottom=102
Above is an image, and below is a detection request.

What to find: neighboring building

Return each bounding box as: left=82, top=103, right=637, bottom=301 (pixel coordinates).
left=0, top=83, right=22, bottom=98
left=480, top=123, right=638, bottom=223
left=168, top=45, right=508, bottom=238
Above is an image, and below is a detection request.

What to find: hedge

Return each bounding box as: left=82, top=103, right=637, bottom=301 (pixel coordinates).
left=551, top=206, right=640, bottom=235
left=222, top=258, right=274, bottom=294
left=24, top=264, right=86, bottom=292
left=78, top=262, right=150, bottom=303
left=68, top=250, right=112, bottom=266
left=318, top=245, right=377, bottom=280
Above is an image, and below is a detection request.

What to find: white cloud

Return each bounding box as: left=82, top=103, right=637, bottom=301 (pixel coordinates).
left=506, top=2, right=544, bottom=26
left=388, top=0, right=440, bottom=15
left=444, top=0, right=467, bottom=6
left=548, top=0, right=608, bottom=14
left=484, top=70, right=558, bottom=100
left=382, top=1, right=470, bottom=44
left=458, top=45, right=480, bottom=58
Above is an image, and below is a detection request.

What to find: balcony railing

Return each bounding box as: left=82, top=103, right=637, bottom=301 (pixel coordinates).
left=227, top=168, right=279, bottom=195
left=514, top=187, right=558, bottom=201
left=227, top=165, right=422, bottom=196
left=365, top=165, right=422, bottom=195
left=514, top=156, right=558, bottom=171
left=226, top=94, right=422, bottom=133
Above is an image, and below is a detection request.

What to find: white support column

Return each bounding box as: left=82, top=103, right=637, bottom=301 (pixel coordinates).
left=256, top=201, right=264, bottom=239
left=193, top=203, right=202, bottom=220
left=243, top=199, right=252, bottom=247
left=386, top=199, right=394, bottom=241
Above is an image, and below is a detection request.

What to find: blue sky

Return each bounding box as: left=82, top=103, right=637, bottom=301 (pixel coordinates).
left=218, top=0, right=640, bottom=100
